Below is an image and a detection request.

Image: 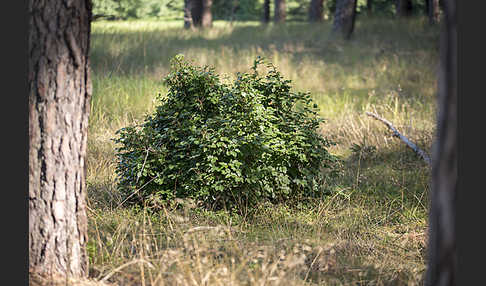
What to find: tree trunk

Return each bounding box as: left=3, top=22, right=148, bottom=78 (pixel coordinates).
left=263, top=0, right=270, bottom=23
left=184, top=0, right=194, bottom=29
left=366, top=0, right=372, bottom=15
left=189, top=0, right=211, bottom=28
left=308, top=0, right=324, bottom=22
left=191, top=0, right=203, bottom=27
left=429, top=0, right=440, bottom=24
left=332, top=0, right=357, bottom=40
left=425, top=0, right=457, bottom=285
left=29, top=0, right=92, bottom=279
left=274, top=0, right=286, bottom=23
left=229, top=0, right=238, bottom=23
left=201, top=0, right=213, bottom=28
left=396, top=0, right=413, bottom=17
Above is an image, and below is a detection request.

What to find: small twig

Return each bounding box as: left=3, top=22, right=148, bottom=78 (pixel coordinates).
left=366, top=112, right=431, bottom=165
left=100, top=259, right=154, bottom=283
left=116, top=174, right=159, bottom=209
left=303, top=247, right=324, bottom=281
left=136, top=149, right=150, bottom=185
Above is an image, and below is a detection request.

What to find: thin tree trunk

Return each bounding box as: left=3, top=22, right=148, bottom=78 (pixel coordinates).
left=184, top=0, right=194, bottom=29
left=274, top=0, right=286, bottom=23
left=201, top=0, right=213, bottom=28
left=429, top=0, right=440, bottom=24
left=396, top=0, right=413, bottom=17
left=367, top=0, right=372, bottom=15
left=332, top=0, right=357, bottom=40
left=29, top=0, right=92, bottom=278
left=263, top=0, right=270, bottom=23
left=191, top=0, right=203, bottom=27
left=229, top=0, right=238, bottom=24
left=308, top=0, right=324, bottom=22
left=425, top=0, right=457, bottom=285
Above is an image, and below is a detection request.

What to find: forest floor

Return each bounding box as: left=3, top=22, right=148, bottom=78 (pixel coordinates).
left=84, top=16, right=439, bottom=285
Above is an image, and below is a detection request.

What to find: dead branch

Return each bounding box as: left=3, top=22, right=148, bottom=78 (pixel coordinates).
left=366, top=112, right=431, bottom=165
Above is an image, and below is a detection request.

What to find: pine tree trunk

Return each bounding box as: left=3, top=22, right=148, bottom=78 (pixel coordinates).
left=29, top=0, right=92, bottom=278
left=184, top=0, right=194, bottom=29
left=332, top=0, right=357, bottom=40
left=308, top=0, right=324, bottom=22
left=201, top=0, right=213, bottom=28
left=274, top=0, right=286, bottom=23
left=367, top=0, right=372, bottom=15
left=425, top=0, right=457, bottom=285
left=396, top=0, right=413, bottom=17
left=429, top=0, right=440, bottom=24
left=191, top=0, right=203, bottom=27
left=263, top=0, right=270, bottom=23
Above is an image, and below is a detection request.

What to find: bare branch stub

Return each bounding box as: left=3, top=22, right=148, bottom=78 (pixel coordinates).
left=366, top=112, right=431, bottom=165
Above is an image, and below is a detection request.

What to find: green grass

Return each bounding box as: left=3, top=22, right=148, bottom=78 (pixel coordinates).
left=86, top=16, right=438, bottom=285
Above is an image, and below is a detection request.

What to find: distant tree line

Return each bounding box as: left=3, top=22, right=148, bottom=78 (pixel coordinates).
left=92, top=0, right=442, bottom=23
left=91, top=0, right=442, bottom=40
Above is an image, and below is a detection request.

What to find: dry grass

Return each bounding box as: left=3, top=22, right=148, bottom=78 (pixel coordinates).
left=84, top=195, right=427, bottom=285
left=29, top=272, right=116, bottom=286
left=83, top=16, right=439, bottom=285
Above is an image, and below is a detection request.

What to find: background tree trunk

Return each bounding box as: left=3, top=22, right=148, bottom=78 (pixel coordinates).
left=229, top=0, right=238, bottom=24
left=189, top=0, right=211, bottom=28
left=184, top=0, right=194, bottom=29
left=263, top=0, right=270, bottom=23
left=308, top=0, right=324, bottom=22
left=366, top=0, right=372, bottom=15
left=396, top=0, right=413, bottom=17
left=274, top=0, right=286, bottom=23
left=425, top=0, right=457, bottom=285
left=332, top=0, right=357, bottom=40
left=201, top=0, right=213, bottom=28
left=191, top=0, right=203, bottom=27
left=429, top=0, right=440, bottom=24
left=29, top=0, right=92, bottom=278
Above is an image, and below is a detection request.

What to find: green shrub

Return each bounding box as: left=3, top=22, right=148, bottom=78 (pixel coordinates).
left=114, top=55, right=337, bottom=210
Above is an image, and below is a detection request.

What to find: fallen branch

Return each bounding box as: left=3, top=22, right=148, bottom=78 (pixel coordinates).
left=366, top=112, right=431, bottom=165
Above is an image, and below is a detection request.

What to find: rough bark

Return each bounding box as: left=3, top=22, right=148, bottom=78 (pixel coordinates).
left=184, top=0, right=194, bottom=29
left=429, top=0, right=440, bottom=24
left=263, top=0, right=270, bottom=23
left=308, top=0, right=324, bottom=22
left=332, top=0, right=357, bottom=40
left=274, top=0, right=286, bottom=23
left=29, top=0, right=92, bottom=278
left=396, top=0, right=413, bottom=17
left=425, top=0, right=457, bottom=285
left=201, top=0, right=213, bottom=28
